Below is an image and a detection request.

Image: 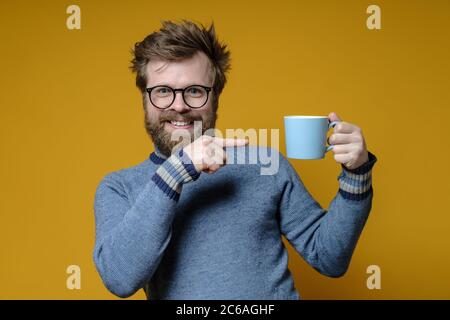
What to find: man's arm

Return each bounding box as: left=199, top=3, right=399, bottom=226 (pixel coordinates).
left=278, top=151, right=377, bottom=277
left=93, top=149, right=199, bottom=298
left=93, top=136, right=248, bottom=298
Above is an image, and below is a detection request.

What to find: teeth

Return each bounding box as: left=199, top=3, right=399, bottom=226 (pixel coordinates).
left=170, top=121, right=192, bottom=126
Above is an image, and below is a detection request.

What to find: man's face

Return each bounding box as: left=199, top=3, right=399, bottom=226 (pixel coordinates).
left=144, top=52, right=217, bottom=157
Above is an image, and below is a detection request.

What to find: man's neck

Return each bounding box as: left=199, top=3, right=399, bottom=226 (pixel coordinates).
left=153, top=145, right=168, bottom=160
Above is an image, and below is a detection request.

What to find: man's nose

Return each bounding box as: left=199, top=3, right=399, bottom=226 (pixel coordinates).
left=169, top=91, right=190, bottom=113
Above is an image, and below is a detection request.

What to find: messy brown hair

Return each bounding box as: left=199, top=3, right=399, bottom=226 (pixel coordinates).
left=130, top=20, right=231, bottom=110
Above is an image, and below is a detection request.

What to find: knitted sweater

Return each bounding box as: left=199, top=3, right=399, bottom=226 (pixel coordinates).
left=93, top=146, right=377, bottom=299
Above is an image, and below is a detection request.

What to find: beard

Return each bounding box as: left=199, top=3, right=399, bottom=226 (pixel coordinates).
left=144, top=108, right=217, bottom=158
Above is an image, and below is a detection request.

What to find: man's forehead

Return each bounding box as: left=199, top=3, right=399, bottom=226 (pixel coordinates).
left=146, top=52, right=213, bottom=85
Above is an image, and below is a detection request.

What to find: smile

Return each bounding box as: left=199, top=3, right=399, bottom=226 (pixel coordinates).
left=165, top=120, right=194, bottom=129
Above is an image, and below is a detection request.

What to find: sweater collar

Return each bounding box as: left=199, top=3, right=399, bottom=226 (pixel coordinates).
left=149, top=145, right=167, bottom=164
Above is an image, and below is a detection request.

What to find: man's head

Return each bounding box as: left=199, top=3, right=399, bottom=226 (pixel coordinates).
left=130, top=20, right=231, bottom=157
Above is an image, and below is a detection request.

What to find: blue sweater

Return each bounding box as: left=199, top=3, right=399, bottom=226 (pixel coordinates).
left=93, top=146, right=377, bottom=299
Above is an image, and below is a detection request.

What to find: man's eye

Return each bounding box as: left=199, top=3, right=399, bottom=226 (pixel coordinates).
left=187, top=87, right=203, bottom=96
left=155, top=87, right=171, bottom=96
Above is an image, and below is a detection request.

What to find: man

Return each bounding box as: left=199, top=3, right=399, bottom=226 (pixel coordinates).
left=93, top=20, right=377, bottom=299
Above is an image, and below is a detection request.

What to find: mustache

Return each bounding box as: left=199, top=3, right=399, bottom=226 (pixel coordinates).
left=159, top=111, right=202, bottom=123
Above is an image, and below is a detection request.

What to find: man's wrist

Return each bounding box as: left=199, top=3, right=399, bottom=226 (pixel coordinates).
left=151, top=148, right=201, bottom=201
left=338, top=151, right=377, bottom=200
left=343, top=151, right=377, bottom=174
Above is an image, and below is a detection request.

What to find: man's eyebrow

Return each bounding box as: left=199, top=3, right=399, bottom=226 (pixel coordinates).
left=151, top=83, right=211, bottom=88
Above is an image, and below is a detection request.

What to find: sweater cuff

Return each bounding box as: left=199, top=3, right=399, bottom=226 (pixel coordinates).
left=338, top=151, right=377, bottom=201
left=151, top=148, right=201, bottom=201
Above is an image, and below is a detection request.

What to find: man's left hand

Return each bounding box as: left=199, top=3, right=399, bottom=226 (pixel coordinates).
left=328, top=112, right=369, bottom=170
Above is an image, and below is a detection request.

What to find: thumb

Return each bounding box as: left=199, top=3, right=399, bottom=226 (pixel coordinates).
left=328, top=112, right=342, bottom=123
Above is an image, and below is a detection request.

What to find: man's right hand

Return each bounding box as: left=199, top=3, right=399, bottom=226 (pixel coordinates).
left=183, top=135, right=248, bottom=174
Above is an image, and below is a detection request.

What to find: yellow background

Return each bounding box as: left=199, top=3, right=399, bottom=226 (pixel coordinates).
left=1, top=0, right=449, bottom=299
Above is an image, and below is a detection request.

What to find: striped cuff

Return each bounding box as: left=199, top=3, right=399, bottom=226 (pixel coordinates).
left=151, top=148, right=201, bottom=201
left=338, top=151, right=377, bottom=201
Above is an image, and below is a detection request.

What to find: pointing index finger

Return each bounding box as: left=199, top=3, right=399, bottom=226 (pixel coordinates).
left=213, top=137, right=249, bottom=147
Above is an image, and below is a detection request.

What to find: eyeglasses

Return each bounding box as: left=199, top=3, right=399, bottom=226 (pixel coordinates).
left=145, top=85, right=212, bottom=109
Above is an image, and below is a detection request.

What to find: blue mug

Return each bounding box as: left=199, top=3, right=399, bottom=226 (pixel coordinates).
left=284, top=116, right=339, bottom=160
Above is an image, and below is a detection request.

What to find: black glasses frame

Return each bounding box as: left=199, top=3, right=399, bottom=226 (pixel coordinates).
left=145, top=85, right=212, bottom=109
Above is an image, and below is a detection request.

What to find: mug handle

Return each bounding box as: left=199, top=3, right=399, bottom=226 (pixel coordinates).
left=326, top=121, right=339, bottom=152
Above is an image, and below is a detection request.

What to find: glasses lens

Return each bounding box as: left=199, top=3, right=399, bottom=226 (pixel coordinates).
left=183, top=86, right=208, bottom=108
left=150, top=86, right=174, bottom=109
